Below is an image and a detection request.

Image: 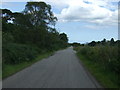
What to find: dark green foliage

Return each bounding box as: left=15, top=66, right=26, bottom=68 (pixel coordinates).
left=3, top=43, right=39, bottom=64
left=2, top=9, right=13, bottom=23
left=2, top=2, right=68, bottom=67
left=2, top=23, right=15, bottom=32
left=101, top=38, right=106, bottom=45
left=87, top=38, right=119, bottom=46
left=24, top=2, right=57, bottom=27
left=59, top=33, right=68, bottom=43
left=70, top=42, right=84, bottom=47
left=88, top=41, right=96, bottom=46
left=3, top=32, right=14, bottom=43
left=110, top=38, right=115, bottom=46
left=74, top=39, right=120, bottom=87
left=13, top=12, right=33, bottom=28
left=77, top=46, right=120, bottom=86
left=79, top=46, right=119, bottom=73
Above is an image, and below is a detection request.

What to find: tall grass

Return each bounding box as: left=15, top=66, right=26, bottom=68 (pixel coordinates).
left=75, top=46, right=120, bottom=88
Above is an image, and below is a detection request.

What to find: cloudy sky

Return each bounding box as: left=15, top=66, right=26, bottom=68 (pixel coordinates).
left=1, top=0, right=119, bottom=43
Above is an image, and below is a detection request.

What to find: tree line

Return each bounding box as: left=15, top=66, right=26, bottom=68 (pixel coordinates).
left=87, top=38, right=120, bottom=46
left=73, top=38, right=120, bottom=87
left=2, top=2, right=68, bottom=65
left=71, top=38, right=120, bottom=47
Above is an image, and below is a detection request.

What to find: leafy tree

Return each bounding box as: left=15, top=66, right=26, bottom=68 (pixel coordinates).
left=23, top=2, right=57, bottom=28
left=13, top=12, right=33, bottom=28
left=2, top=9, right=13, bottom=23
left=71, top=42, right=81, bottom=47
left=101, top=38, right=106, bottom=45
left=110, top=38, right=115, bottom=46
left=2, top=1, right=69, bottom=66
left=59, top=33, right=68, bottom=43
left=88, top=41, right=96, bottom=46
left=1, top=9, right=15, bottom=32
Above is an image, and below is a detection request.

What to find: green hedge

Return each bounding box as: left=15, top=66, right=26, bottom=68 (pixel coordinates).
left=76, top=46, right=120, bottom=86
left=78, top=46, right=119, bottom=74
left=3, top=43, right=40, bottom=65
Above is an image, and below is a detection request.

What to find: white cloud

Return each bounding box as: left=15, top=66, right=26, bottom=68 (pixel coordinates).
left=54, top=0, right=118, bottom=26
left=1, top=0, right=119, bottom=26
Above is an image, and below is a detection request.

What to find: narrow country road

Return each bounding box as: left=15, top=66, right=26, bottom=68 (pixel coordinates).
left=3, top=47, right=102, bottom=88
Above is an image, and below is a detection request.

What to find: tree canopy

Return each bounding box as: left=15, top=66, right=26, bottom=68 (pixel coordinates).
left=2, top=2, right=68, bottom=64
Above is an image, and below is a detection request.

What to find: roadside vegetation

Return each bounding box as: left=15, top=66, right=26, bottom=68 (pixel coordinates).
left=74, top=38, right=120, bottom=88
left=3, top=51, right=54, bottom=79
left=2, top=2, right=68, bottom=78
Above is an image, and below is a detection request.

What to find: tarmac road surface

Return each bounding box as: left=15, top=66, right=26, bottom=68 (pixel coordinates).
left=3, top=47, right=102, bottom=88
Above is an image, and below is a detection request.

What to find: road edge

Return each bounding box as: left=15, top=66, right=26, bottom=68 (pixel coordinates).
left=74, top=51, right=103, bottom=88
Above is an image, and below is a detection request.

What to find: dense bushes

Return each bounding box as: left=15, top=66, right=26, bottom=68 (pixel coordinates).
left=2, top=2, right=68, bottom=68
left=77, top=45, right=120, bottom=86
left=79, top=46, right=119, bottom=73
left=3, top=43, right=40, bottom=64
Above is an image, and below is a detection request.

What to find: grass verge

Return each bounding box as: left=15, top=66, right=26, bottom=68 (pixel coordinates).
left=76, top=53, right=119, bottom=88
left=3, top=51, right=54, bottom=79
